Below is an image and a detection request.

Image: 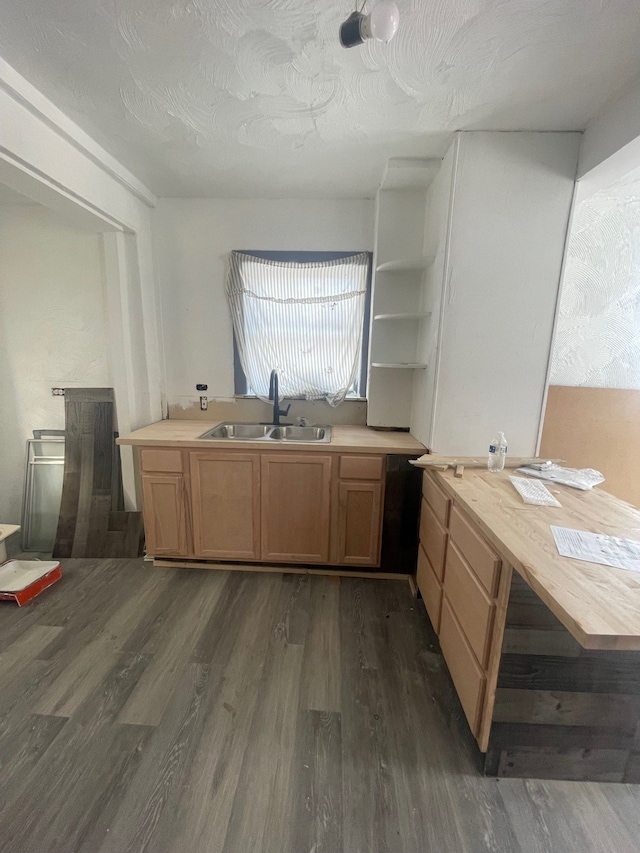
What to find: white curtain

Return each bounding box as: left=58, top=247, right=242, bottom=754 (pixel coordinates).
left=226, top=251, right=369, bottom=406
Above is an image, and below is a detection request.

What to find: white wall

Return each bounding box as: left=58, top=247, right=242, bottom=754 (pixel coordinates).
left=154, top=198, right=374, bottom=410
left=428, top=132, right=581, bottom=457
left=0, top=58, right=162, bottom=430
left=0, top=57, right=164, bottom=508
left=0, top=204, right=110, bottom=523
left=550, top=166, right=640, bottom=388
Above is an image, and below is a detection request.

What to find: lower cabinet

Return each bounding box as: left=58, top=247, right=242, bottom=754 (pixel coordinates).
left=140, top=446, right=386, bottom=568
left=443, top=543, right=495, bottom=668
left=336, top=481, right=383, bottom=566
left=141, top=473, right=188, bottom=557
left=190, top=451, right=260, bottom=560
left=416, top=543, right=442, bottom=632
left=416, top=471, right=504, bottom=748
left=261, top=453, right=332, bottom=563
left=439, top=598, right=486, bottom=736
left=419, top=498, right=448, bottom=580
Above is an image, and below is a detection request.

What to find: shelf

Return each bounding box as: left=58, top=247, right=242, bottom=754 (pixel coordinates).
left=372, top=362, right=428, bottom=369
left=374, top=312, right=431, bottom=321
left=376, top=256, right=435, bottom=273
left=379, top=157, right=441, bottom=191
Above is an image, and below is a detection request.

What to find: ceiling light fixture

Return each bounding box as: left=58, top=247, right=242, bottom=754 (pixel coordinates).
left=339, top=1, right=400, bottom=49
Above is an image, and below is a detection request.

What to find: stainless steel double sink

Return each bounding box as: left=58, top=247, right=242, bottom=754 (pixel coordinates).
left=198, top=423, right=332, bottom=443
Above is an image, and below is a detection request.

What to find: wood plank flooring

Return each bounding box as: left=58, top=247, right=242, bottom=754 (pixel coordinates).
left=0, top=559, right=639, bottom=852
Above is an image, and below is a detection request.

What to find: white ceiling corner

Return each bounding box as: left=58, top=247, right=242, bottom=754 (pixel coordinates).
left=0, top=184, right=41, bottom=206
left=1, top=1, right=640, bottom=199
left=380, top=157, right=441, bottom=190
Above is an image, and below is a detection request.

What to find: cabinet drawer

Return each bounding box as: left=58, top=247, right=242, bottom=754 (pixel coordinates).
left=339, top=455, right=384, bottom=481
left=422, top=472, right=451, bottom=527
left=140, top=448, right=184, bottom=473
left=444, top=543, right=495, bottom=668
left=449, top=505, right=501, bottom=596
left=439, top=598, right=486, bottom=737
left=416, top=543, right=442, bottom=633
left=419, top=498, right=448, bottom=581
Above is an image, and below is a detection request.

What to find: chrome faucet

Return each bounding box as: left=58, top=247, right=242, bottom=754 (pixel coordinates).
left=268, top=369, right=291, bottom=426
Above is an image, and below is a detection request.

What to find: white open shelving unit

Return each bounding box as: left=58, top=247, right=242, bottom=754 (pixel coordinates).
left=367, top=158, right=441, bottom=428
left=373, top=312, right=431, bottom=321
left=366, top=135, right=581, bottom=450
left=371, top=362, right=428, bottom=369
left=375, top=257, right=435, bottom=273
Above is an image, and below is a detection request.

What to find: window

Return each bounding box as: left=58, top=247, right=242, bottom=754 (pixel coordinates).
left=227, top=250, right=372, bottom=406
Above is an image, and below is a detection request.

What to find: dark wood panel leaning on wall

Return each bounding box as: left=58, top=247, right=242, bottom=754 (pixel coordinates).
left=484, top=574, right=640, bottom=782
left=540, top=385, right=640, bottom=509
left=53, top=388, right=144, bottom=559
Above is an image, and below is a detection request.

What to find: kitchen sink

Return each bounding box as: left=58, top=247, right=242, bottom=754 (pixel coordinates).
left=200, top=423, right=272, bottom=440
left=269, top=426, right=330, bottom=442
left=198, top=423, right=331, bottom=443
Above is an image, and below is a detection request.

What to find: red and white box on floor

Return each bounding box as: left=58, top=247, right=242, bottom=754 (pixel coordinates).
left=0, top=560, right=62, bottom=606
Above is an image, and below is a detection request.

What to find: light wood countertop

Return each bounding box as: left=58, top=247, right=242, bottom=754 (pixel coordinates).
left=117, top=420, right=426, bottom=455
left=431, top=465, right=640, bottom=650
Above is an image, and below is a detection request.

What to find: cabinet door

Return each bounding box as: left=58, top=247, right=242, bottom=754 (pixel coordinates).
left=416, top=543, right=442, bottom=632
left=261, top=454, right=332, bottom=563
left=336, top=481, right=383, bottom=566
left=141, top=473, right=188, bottom=557
left=190, top=452, right=260, bottom=560
left=439, top=598, right=486, bottom=737
left=444, top=543, right=495, bottom=669
left=419, top=498, right=448, bottom=581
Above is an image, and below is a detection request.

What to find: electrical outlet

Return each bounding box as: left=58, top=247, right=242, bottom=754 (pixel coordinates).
left=200, top=396, right=208, bottom=411
left=51, top=388, right=65, bottom=397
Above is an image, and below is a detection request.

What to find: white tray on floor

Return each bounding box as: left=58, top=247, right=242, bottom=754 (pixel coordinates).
left=0, top=560, right=60, bottom=591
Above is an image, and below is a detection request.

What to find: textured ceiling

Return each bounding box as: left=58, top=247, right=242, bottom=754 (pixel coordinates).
left=1, top=1, right=640, bottom=198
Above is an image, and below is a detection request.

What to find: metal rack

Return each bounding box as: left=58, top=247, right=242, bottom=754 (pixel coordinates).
left=21, top=431, right=65, bottom=552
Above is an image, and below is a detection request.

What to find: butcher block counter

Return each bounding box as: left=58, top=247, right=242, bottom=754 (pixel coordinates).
left=118, top=419, right=425, bottom=454
left=416, top=464, right=640, bottom=782
left=118, top=420, right=424, bottom=574
left=432, top=465, right=640, bottom=651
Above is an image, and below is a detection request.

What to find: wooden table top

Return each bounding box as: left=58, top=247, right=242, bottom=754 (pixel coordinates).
left=432, top=466, right=640, bottom=650
left=117, top=419, right=426, bottom=455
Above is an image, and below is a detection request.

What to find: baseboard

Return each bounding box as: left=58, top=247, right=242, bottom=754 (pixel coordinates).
left=152, top=557, right=410, bottom=583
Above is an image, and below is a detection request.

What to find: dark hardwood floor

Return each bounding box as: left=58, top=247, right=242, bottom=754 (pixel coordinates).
left=0, top=558, right=639, bottom=852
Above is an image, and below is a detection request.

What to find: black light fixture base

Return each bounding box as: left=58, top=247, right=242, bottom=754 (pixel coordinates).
left=339, top=11, right=365, bottom=48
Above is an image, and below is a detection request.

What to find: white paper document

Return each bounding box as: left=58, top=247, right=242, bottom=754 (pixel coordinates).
left=551, top=525, right=640, bottom=573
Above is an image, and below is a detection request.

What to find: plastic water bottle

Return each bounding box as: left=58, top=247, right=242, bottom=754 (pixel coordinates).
left=488, top=432, right=507, bottom=472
